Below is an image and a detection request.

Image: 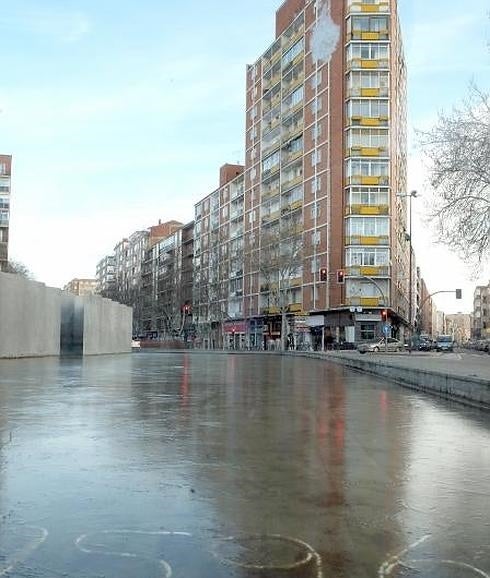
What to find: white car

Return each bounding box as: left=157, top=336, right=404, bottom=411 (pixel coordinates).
left=358, top=338, right=404, bottom=354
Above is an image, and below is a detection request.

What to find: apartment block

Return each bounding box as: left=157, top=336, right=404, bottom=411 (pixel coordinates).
left=141, top=221, right=194, bottom=339
left=96, top=255, right=116, bottom=298
left=111, top=220, right=183, bottom=333
left=194, top=0, right=410, bottom=347
left=63, top=278, right=98, bottom=296
left=0, top=155, right=12, bottom=272
left=473, top=283, right=490, bottom=339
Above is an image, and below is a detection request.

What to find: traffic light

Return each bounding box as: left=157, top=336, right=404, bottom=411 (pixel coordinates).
left=455, top=289, right=462, bottom=299
left=381, top=309, right=388, bottom=322
left=320, top=267, right=327, bottom=282
left=337, top=269, right=345, bottom=284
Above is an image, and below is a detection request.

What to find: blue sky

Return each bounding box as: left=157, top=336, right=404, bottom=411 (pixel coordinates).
left=1, top=0, right=489, bottom=313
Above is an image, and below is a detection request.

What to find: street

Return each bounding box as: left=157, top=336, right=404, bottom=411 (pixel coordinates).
left=0, top=352, right=489, bottom=577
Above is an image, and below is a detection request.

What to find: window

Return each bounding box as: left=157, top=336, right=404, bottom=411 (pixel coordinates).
left=310, top=70, right=322, bottom=90
left=312, top=123, right=322, bottom=141
left=311, top=96, right=322, bottom=114
left=360, top=324, right=376, bottom=341
left=310, top=202, right=320, bottom=219
left=311, top=256, right=319, bottom=273
left=262, top=150, right=280, bottom=173
left=282, top=38, right=304, bottom=69
left=346, top=247, right=389, bottom=266
left=249, top=210, right=256, bottom=224
left=312, top=230, right=321, bottom=245
left=347, top=99, right=389, bottom=118
left=347, top=128, right=389, bottom=149
left=346, top=217, right=389, bottom=236
left=311, top=176, right=322, bottom=193
left=348, top=187, right=389, bottom=206
left=311, top=149, right=322, bottom=166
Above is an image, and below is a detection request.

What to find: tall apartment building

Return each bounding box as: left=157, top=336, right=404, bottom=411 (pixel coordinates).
left=141, top=221, right=194, bottom=338
left=473, top=283, right=490, bottom=339
left=96, top=255, right=116, bottom=297
left=0, top=155, right=12, bottom=272
left=112, top=220, right=183, bottom=333
left=194, top=0, right=409, bottom=347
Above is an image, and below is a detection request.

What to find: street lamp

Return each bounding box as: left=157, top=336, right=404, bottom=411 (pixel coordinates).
left=396, top=190, right=418, bottom=350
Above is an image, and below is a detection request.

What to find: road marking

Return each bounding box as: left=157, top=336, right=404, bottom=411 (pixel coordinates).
left=402, top=559, right=490, bottom=577
left=378, top=534, right=431, bottom=577
left=0, top=526, right=49, bottom=577
left=213, top=534, right=323, bottom=578
left=75, top=530, right=193, bottom=578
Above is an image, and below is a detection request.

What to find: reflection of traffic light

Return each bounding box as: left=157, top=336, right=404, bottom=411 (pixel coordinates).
left=381, top=309, right=388, bottom=322
left=337, top=270, right=345, bottom=284
left=320, top=267, right=327, bottom=282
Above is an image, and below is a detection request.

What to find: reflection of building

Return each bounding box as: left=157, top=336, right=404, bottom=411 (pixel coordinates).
left=445, top=313, right=471, bottom=344
left=0, top=155, right=12, bottom=272
left=64, top=278, right=98, bottom=296
left=473, top=282, right=490, bottom=339
left=194, top=0, right=410, bottom=346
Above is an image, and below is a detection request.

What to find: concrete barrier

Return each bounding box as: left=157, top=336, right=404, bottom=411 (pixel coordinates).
left=0, top=272, right=132, bottom=358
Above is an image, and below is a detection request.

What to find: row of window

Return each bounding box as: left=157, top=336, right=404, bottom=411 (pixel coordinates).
left=346, top=216, right=389, bottom=236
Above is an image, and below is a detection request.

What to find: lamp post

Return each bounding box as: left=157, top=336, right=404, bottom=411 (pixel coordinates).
left=397, top=190, right=418, bottom=350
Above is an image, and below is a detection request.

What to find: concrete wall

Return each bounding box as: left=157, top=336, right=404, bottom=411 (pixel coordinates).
left=0, top=272, right=132, bottom=358
left=82, top=295, right=132, bottom=355
left=0, top=272, right=62, bottom=358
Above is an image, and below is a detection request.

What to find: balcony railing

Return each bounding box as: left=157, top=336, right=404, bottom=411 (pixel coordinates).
left=345, top=204, right=389, bottom=216
left=345, top=296, right=384, bottom=307
left=347, top=115, right=389, bottom=128
left=347, top=58, right=389, bottom=71
left=346, top=146, right=389, bottom=157
left=346, top=265, right=390, bottom=277
left=345, top=235, right=389, bottom=246
left=349, top=30, right=389, bottom=41
left=347, top=0, right=390, bottom=12
left=347, top=87, right=389, bottom=98
left=346, top=175, right=389, bottom=186
left=282, top=173, right=303, bottom=191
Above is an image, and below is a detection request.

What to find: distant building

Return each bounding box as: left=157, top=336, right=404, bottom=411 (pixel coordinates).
left=473, top=283, right=490, bottom=339
left=64, top=278, right=98, bottom=296
left=96, top=255, right=116, bottom=298
left=445, top=313, right=471, bottom=344
left=0, top=155, right=12, bottom=272
left=111, top=220, right=184, bottom=334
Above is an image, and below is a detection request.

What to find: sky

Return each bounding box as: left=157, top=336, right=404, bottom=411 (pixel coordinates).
left=0, top=0, right=489, bottom=314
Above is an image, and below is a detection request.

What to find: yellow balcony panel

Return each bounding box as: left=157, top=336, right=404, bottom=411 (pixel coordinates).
left=361, top=297, right=381, bottom=307
left=361, top=32, right=380, bottom=40
left=346, top=265, right=390, bottom=277
left=288, top=301, right=303, bottom=312
left=361, top=87, right=381, bottom=98
left=361, top=147, right=380, bottom=156
left=266, top=306, right=280, bottom=315
left=361, top=4, right=379, bottom=12
left=360, top=117, right=381, bottom=127
left=347, top=204, right=389, bottom=215
left=360, top=266, right=384, bottom=276
left=290, top=200, right=303, bottom=211
left=361, top=60, right=379, bottom=69
left=283, top=150, right=303, bottom=165
left=269, top=210, right=280, bottom=221
left=361, top=176, right=381, bottom=185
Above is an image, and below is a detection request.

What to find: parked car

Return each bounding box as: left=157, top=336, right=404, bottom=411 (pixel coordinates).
left=358, top=337, right=404, bottom=354
left=435, top=334, right=454, bottom=352
left=418, top=339, right=433, bottom=351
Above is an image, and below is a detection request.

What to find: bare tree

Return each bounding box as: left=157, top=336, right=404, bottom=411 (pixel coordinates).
left=259, top=214, right=303, bottom=350
left=5, top=260, right=34, bottom=279
left=418, top=84, right=490, bottom=265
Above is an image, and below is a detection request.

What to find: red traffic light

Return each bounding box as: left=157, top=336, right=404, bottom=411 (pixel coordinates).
left=337, top=269, right=345, bottom=284
left=320, top=267, right=327, bottom=282
left=381, top=309, right=388, bottom=321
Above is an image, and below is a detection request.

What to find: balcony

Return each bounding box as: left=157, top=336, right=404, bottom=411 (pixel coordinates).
left=282, top=27, right=304, bottom=53
left=282, top=173, right=303, bottom=191
left=282, top=74, right=304, bottom=98
left=347, top=146, right=389, bottom=157
left=347, top=1, right=390, bottom=12
left=347, top=58, right=389, bottom=71
left=262, top=185, right=280, bottom=200
left=346, top=175, right=389, bottom=186
left=346, top=296, right=383, bottom=307
left=345, top=204, right=389, bottom=216
left=345, top=235, right=389, bottom=246
left=346, top=265, right=390, bottom=277
left=348, top=115, right=389, bottom=128
left=350, top=30, right=389, bottom=41
left=282, top=148, right=303, bottom=166
left=287, top=302, right=303, bottom=313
